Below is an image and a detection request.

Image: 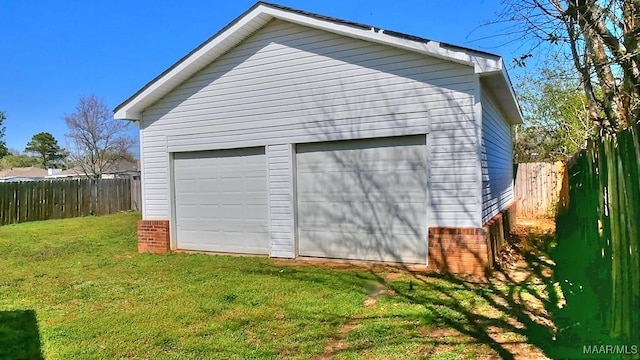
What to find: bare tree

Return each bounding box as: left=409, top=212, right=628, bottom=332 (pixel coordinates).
left=64, top=95, right=135, bottom=179
left=493, top=0, right=639, bottom=134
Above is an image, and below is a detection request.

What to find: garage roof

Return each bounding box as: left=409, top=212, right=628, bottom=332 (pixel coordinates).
left=114, top=1, right=523, bottom=125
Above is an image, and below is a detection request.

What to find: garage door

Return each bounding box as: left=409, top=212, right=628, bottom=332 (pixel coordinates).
left=173, top=147, right=269, bottom=254
left=296, top=135, right=427, bottom=264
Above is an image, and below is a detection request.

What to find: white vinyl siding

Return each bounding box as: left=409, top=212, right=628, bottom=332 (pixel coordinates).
left=139, top=132, right=168, bottom=219
left=429, top=117, right=483, bottom=227
left=266, top=144, right=295, bottom=258
left=140, top=19, right=478, bottom=228
left=481, top=86, right=514, bottom=223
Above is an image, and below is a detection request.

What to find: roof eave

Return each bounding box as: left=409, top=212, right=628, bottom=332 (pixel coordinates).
left=479, top=64, right=524, bottom=125
left=114, top=2, right=518, bottom=122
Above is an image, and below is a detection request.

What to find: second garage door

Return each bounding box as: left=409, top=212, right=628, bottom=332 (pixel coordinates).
left=296, top=135, right=428, bottom=264
left=173, top=147, right=269, bottom=254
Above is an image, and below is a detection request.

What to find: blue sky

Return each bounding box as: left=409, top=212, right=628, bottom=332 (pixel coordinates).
left=1, top=0, right=520, bottom=155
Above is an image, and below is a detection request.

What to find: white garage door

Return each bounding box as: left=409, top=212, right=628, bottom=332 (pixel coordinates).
left=296, top=135, right=427, bottom=264
left=173, top=147, right=269, bottom=254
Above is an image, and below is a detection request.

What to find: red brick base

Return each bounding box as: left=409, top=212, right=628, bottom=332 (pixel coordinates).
left=137, top=220, right=170, bottom=253
left=428, top=203, right=516, bottom=276
left=428, top=227, right=488, bottom=276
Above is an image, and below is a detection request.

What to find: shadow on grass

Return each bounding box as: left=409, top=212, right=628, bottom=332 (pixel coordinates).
left=0, top=310, right=44, bottom=360
left=389, top=224, right=561, bottom=359
left=269, top=223, right=564, bottom=359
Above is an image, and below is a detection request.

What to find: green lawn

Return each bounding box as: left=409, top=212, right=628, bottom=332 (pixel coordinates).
left=0, top=213, right=556, bottom=359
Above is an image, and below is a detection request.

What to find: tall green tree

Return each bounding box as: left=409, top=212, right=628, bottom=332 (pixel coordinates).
left=24, top=132, right=65, bottom=168
left=0, top=111, right=8, bottom=158
left=514, top=67, right=593, bottom=162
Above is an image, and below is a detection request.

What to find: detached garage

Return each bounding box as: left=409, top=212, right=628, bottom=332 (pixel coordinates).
left=115, top=2, right=523, bottom=275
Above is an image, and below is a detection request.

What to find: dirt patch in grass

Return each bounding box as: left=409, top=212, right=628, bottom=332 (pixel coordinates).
left=272, top=257, right=427, bottom=274
left=486, top=217, right=559, bottom=359
left=314, top=280, right=401, bottom=358
left=313, top=316, right=361, bottom=360
left=363, top=283, right=396, bottom=307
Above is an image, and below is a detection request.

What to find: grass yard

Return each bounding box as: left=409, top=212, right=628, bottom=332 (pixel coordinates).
left=0, top=213, right=560, bottom=359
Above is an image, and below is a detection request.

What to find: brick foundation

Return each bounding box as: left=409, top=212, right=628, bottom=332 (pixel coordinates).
left=428, top=227, right=489, bottom=276
left=137, top=220, right=170, bottom=253
left=428, top=203, right=516, bottom=276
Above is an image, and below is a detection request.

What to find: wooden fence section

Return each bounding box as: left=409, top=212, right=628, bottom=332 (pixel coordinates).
left=130, top=178, right=141, bottom=211
left=555, top=127, right=639, bottom=346
left=0, top=178, right=138, bottom=226
left=514, top=162, right=564, bottom=218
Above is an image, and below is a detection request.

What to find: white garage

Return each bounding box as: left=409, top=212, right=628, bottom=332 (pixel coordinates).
left=296, top=136, right=428, bottom=264
left=173, top=148, right=269, bottom=254
left=115, top=3, right=522, bottom=274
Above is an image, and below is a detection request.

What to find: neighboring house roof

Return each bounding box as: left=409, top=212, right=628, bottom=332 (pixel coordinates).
left=113, top=1, right=523, bottom=125
left=0, top=167, right=48, bottom=180
left=45, top=168, right=88, bottom=178
left=45, top=160, right=140, bottom=178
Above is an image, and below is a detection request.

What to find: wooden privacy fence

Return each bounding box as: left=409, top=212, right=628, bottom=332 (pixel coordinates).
left=555, top=127, right=639, bottom=346
left=0, top=178, right=141, bottom=226
left=514, top=162, right=564, bottom=218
